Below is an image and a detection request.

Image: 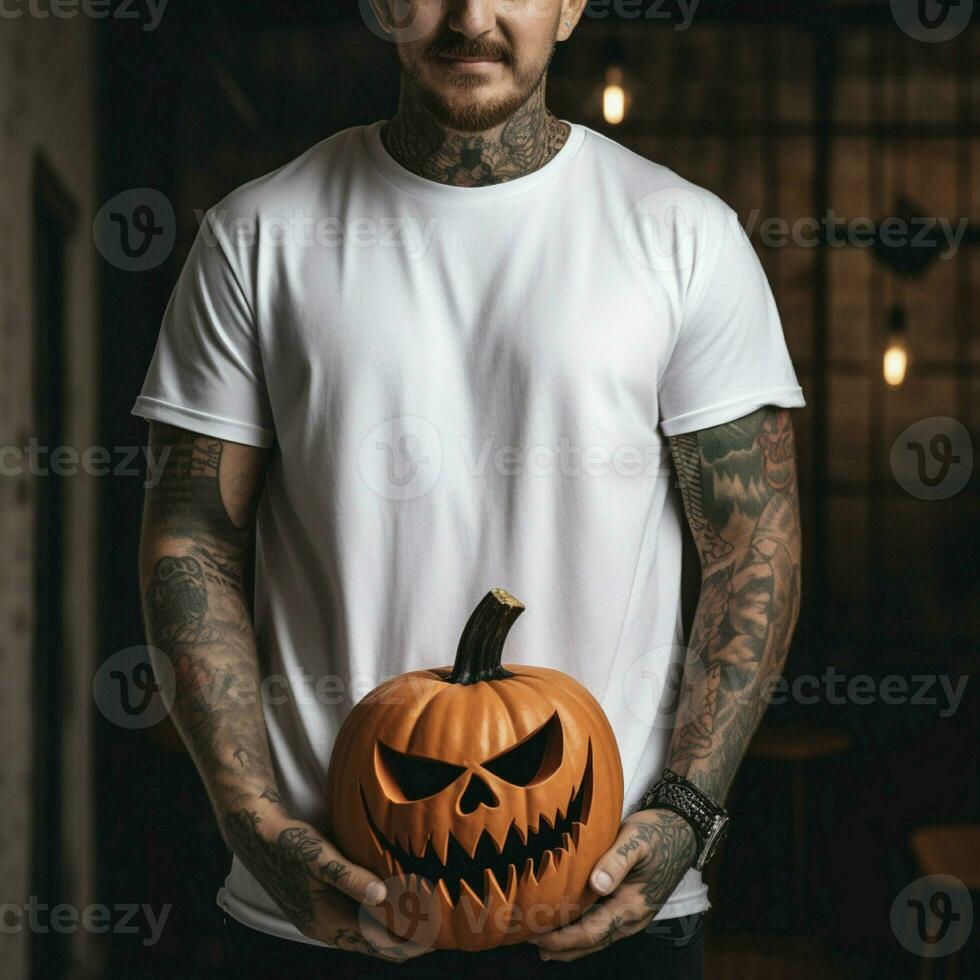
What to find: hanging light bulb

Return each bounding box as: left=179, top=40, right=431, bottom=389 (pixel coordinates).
left=599, top=36, right=630, bottom=126
left=603, top=66, right=627, bottom=125
left=883, top=305, right=909, bottom=388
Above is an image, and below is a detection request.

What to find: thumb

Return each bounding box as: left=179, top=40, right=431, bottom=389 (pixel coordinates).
left=589, top=820, right=647, bottom=896
left=318, top=841, right=388, bottom=906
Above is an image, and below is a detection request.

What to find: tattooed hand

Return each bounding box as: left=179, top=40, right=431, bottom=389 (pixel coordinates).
left=527, top=809, right=696, bottom=962
left=223, top=790, right=434, bottom=961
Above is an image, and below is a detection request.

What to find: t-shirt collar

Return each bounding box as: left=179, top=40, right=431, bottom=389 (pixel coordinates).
left=361, top=118, right=586, bottom=204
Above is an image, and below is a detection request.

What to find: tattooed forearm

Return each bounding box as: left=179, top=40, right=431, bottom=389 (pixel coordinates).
left=139, top=423, right=275, bottom=823
left=259, top=786, right=288, bottom=810
left=224, top=808, right=325, bottom=929
left=666, top=408, right=802, bottom=803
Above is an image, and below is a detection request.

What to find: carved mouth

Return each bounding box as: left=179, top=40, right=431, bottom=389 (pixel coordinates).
left=362, top=745, right=593, bottom=907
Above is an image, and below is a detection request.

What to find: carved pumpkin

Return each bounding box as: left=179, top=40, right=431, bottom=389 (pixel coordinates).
left=324, top=589, right=624, bottom=951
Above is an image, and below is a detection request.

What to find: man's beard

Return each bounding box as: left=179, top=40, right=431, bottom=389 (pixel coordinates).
left=405, top=43, right=554, bottom=133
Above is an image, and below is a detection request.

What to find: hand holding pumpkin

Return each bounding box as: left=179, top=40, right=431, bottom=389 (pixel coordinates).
left=324, top=589, right=626, bottom=951
left=223, top=796, right=434, bottom=961
left=527, top=807, right=697, bottom=962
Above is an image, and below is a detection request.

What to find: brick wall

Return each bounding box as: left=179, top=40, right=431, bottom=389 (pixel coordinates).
left=0, top=15, right=99, bottom=980
left=554, top=20, right=979, bottom=666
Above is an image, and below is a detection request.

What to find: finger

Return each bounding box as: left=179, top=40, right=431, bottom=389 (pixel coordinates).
left=587, top=818, right=654, bottom=896
left=530, top=888, right=647, bottom=955
left=351, top=903, right=438, bottom=961
left=317, top=841, right=388, bottom=906
left=316, top=888, right=436, bottom=961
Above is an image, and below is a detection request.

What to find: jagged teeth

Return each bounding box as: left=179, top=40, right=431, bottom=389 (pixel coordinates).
left=484, top=867, right=508, bottom=907
left=431, top=827, right=450, bottom=865
left=518, top=856, right=536, bottom=887
left=435, top=878, right=454, bottom=908
left=380, top=804, right=587, bottom=911
left=458, top=879, right=483, bottom=907
left=467, top=832, right=488, bottom=861
left=537, top=850, right=555, bottom=880
left=504, top=864, right=518, bottom=902
left=490, top=825, right=509, bottom=854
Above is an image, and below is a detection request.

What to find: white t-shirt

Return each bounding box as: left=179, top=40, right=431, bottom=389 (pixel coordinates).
left=133, top=119, right=805, bottom=943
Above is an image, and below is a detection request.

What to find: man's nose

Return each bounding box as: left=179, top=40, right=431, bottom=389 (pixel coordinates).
left=447, top=0, right=497, bottom=40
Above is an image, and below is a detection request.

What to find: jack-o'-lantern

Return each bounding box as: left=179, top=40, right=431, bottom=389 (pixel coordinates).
left=324, top=589, right=624, bottom=951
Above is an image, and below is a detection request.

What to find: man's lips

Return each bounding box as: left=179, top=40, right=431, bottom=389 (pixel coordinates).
left=436, top=53, right=507, bottom=69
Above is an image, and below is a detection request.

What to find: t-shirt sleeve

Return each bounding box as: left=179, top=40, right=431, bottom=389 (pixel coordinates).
left=657, top=203, right=805, bottom=437
left=131, top=208, right=275, bottom=448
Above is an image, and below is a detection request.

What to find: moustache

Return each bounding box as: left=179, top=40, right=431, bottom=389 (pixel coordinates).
left=428, top=40, right=513, bottom=63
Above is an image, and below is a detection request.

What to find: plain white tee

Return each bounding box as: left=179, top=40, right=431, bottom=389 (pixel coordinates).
left=133, top=119, right=805, bottom=943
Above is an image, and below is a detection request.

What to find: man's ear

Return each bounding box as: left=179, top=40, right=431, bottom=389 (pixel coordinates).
left=560, top=0, right=589, bottom=39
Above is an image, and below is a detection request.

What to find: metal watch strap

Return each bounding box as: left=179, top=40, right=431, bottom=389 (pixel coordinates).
left=635, top=768, right=728, bottom=871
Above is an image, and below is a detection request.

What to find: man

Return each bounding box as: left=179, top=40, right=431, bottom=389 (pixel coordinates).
left=134, top=1, right=803, bottom=977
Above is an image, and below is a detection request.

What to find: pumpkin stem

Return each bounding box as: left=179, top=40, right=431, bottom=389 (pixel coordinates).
left=449, top=589, right=525, bottom=685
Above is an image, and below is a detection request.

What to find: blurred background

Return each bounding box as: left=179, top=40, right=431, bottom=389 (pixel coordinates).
left=1, top=0, right=977, bottom=977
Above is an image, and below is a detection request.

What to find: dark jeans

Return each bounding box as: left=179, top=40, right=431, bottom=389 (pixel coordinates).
left=222, top=912, right=704, bottom=980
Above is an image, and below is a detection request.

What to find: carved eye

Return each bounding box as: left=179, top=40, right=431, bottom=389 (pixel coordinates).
left=482, top=712, right=563, bottom=786
left=377, top=741, right=467, bottom=801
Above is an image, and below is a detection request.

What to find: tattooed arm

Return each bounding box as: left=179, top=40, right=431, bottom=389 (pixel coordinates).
left=139, top=422, right=431, bottom=961
left=531, top=407, right=801, bottom=961
left=664, top=406, right=801, bottom=799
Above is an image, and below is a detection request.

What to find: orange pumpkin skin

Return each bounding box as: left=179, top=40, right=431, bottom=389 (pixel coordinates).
left=324, top=590, right=624, bottom=951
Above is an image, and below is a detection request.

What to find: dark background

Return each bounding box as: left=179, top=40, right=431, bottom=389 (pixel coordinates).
left=17, top=0, right=980, bottom=977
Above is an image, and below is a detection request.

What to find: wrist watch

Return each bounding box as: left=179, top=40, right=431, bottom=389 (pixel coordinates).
left=633, top=768, right=729, bottom=872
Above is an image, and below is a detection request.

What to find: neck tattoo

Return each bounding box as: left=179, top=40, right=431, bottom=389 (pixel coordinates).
left=380, top=80, right=571, bottom=188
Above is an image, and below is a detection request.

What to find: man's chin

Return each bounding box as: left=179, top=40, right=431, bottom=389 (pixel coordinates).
left=421, top=86, right=529, bottom=133
left=436, top=104, right=513, bottom=133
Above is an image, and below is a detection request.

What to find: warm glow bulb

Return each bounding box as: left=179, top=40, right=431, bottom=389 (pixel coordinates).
left=883, top=342, right=908, bottom=387
left=602, top=66, right=627, bottom=125
left=603, top=83, right=626, bottom=125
